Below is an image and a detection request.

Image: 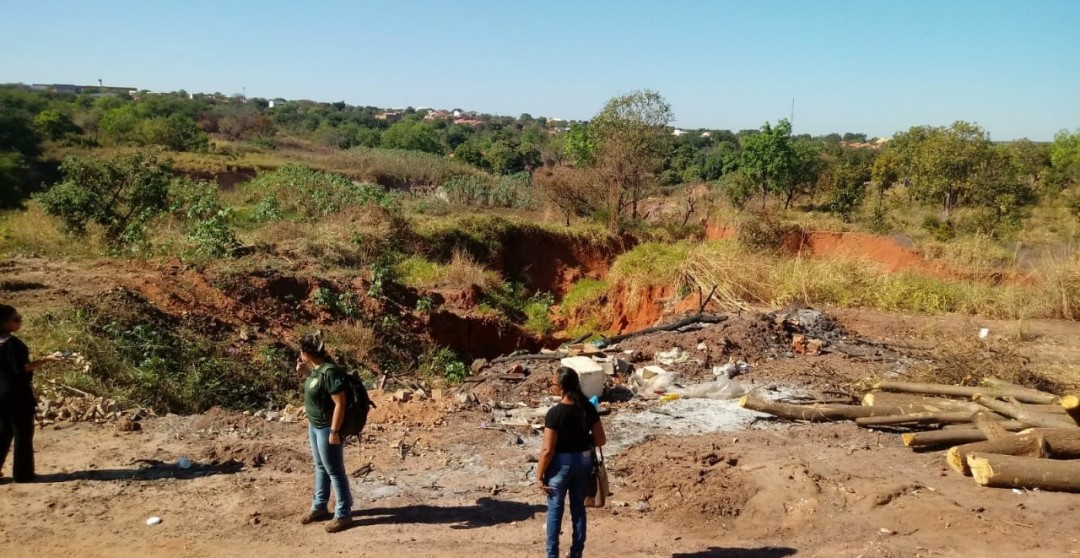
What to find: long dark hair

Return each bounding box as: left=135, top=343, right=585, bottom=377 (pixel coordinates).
left=557, top=366, right=592, bottom=431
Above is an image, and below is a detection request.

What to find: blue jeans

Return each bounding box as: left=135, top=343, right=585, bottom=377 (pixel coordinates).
left=545, top=451, right=592, bottom=558
left=308, top=424, right=352, bottom=519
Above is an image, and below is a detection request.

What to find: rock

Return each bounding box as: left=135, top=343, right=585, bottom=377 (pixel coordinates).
left=431, top=388, right=445, bottom=401
left=264, top=411, right=281, bottom=422
left=282, top=404, right=305, bottom=422
left=471, top=358, right=490, bottom=374
left=392, top=390, right=412, bottom=403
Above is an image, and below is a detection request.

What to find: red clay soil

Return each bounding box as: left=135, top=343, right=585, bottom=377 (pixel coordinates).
left=426, top=310, right=543, bottom=360
left=706, top=223, right=959, bottom=279
left=498, top=229, right=632, bottom=297
left=607, top=284, right=675, bottom=333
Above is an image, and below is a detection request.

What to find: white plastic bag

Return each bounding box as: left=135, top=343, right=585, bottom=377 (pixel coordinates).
left=630, top=366, right=677, bottom=395
left=677, top=377, right=747, bottom=400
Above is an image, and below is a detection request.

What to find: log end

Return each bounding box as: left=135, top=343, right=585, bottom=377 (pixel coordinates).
left=1062, top=395, right=1079, bottom=411
left=738, top=395, right=750, bottom=408
left=966, top=453, right=993, bottom=486
left=862, top=392, right=875, bottom=406
left=901, top=433, right=916, bottom=447
left=946, top=446, right=970, bottom=476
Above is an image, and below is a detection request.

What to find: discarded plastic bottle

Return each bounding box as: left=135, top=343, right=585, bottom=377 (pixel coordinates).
left=589, top=395, right=600, bottom=408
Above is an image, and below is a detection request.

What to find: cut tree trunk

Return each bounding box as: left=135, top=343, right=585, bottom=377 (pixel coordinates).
left=862, top=392, right=983, bottom=414
left=1062, top=395, right=1080, bottom=426
left=948, top=432, right=1046, bottom=475
left=942, top=421, right=1028, bottom=431
left=875, top=381, right=1059, bottom=405
left=967, top=453, right=1080, bottom=492
left=855, top=411, right=976, bottom=428
left=972, top=411, right=1011, bottom=441
left=972, top=394, right=1077, bottom=429
left=595, top=313, right=727, bottom=348
left=983, top=377, right=1060, bottom=405
left=739, top=395, right=901, bottom=422
left=903, top=430, right=993, bottom=448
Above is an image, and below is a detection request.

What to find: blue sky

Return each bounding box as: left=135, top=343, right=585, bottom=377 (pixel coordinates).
left=2, top=0, right=1077, bottom=140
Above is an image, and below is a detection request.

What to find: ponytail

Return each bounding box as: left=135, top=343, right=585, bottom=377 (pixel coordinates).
left=557, top=366, right=592, bottom=432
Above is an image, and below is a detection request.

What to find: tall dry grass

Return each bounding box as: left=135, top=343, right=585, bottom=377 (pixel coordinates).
left=397, top=250, right=503, bottom=291
left=607, top=239, right=1080, bottom=320
left=0, top=204, right=103, bottom=257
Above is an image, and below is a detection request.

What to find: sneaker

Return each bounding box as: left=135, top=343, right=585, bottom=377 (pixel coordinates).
left=300, top=510, right=333, bottom=525
left=325, top=516, right=353, bottom=533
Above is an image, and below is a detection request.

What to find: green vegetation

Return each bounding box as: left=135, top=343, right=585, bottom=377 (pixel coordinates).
left=38, top=151, right=173, bottom=250
left=3, top=83, right=1080, bottom=414
left=23, top=291, right=294, bottom=413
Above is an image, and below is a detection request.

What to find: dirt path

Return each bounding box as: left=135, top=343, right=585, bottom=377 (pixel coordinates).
left=3, top=395, right=1079, bottom=558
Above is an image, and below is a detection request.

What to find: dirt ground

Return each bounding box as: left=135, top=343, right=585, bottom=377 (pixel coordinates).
left=4, top=250, right=1080, bottom=557
left=3, top=309, right=1080, bottom=558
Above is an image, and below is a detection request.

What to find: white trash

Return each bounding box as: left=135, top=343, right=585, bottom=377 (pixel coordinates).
left=657, top=348, right=689, bottom=365
left=591, top=356, right=615, bottom=376
left=713, top=361, right=751, bottom=379
left=630, top=365, right=676, bottom=395
left=146, top=516, right=162, bottom=526
left=560, top=356, right=606, bottom=399
left=676, top=377, right=747, bottom=400
left=177, top=457, right=192, bottom=470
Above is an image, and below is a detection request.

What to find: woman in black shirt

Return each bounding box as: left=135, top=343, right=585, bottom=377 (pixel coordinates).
left=536, top=366, right=607, bottom=558
left=0, top=305, right=62, bottom=483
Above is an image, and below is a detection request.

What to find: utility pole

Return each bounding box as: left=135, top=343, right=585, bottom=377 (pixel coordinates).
left=790, top=98, right=795, bottom=128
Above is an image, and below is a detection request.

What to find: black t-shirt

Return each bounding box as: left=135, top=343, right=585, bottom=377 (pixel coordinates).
left=544, top=402, right=601, bottom=454
left=0, top=336, right=32, bottom=400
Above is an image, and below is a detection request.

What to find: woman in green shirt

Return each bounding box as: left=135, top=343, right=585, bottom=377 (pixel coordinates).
left=296, top=333, right=353, bottom=533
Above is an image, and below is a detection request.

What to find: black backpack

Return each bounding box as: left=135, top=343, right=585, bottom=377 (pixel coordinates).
left=323, top=367, right=376, bottom=438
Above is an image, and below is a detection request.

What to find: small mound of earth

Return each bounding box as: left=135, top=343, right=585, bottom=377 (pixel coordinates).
left=201, top=441, right=310, bottom=472
left=611, top=436, right=755, bottom=529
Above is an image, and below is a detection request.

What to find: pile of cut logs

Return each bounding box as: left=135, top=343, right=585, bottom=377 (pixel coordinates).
left=740, top=377, right=1080, bottom=493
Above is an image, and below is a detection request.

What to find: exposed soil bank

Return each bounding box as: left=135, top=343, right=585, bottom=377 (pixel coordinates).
left=497, top=229, right=632, bottom=298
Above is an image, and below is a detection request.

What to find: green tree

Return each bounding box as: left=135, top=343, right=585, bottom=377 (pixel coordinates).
left=380, top=120, right=441, bottom=153
left=1049, top=129, right=1080, bottom=188
left=484, top=140, right=525, bottom=174
left=39, top=152, right=174, bottom=248
left=738, top=119, right=796, bottom=208
left=33, top=109, right=80, bottom=141
left=589, top=90, right=674, bottom=226
left=890, top=121, right=1021, bottom=217
left=821, top=147, right=876, bottom=220
left=563, top=122, right=596, bottom=166
left=1008, top=139, right=1051, bottom=188
left=0, top=152, right=29, bottom=208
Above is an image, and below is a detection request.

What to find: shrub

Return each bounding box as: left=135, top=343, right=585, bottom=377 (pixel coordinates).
left=28, top=291, right=295, bottom=413
left=524, top=292, right=556, bottom=335
left=38, top=151, right=173, bottom=250
left=170, top=178, right=239, bottom=258
left=736, top=215, right=795, bottom=252
left=243, top=164, right=397, bottom=219
left=419, top=347, right=468, bottom=385
left=441, top=172, right=534, bottom=208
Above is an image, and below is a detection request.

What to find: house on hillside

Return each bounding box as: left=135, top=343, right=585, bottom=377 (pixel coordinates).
left=672, top=129, right=687, bottom=137
left=376, top=112, right=403, bottom=123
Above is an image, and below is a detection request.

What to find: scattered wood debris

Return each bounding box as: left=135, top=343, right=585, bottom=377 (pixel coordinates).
left=740, top=377, right=1080, bottom=493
